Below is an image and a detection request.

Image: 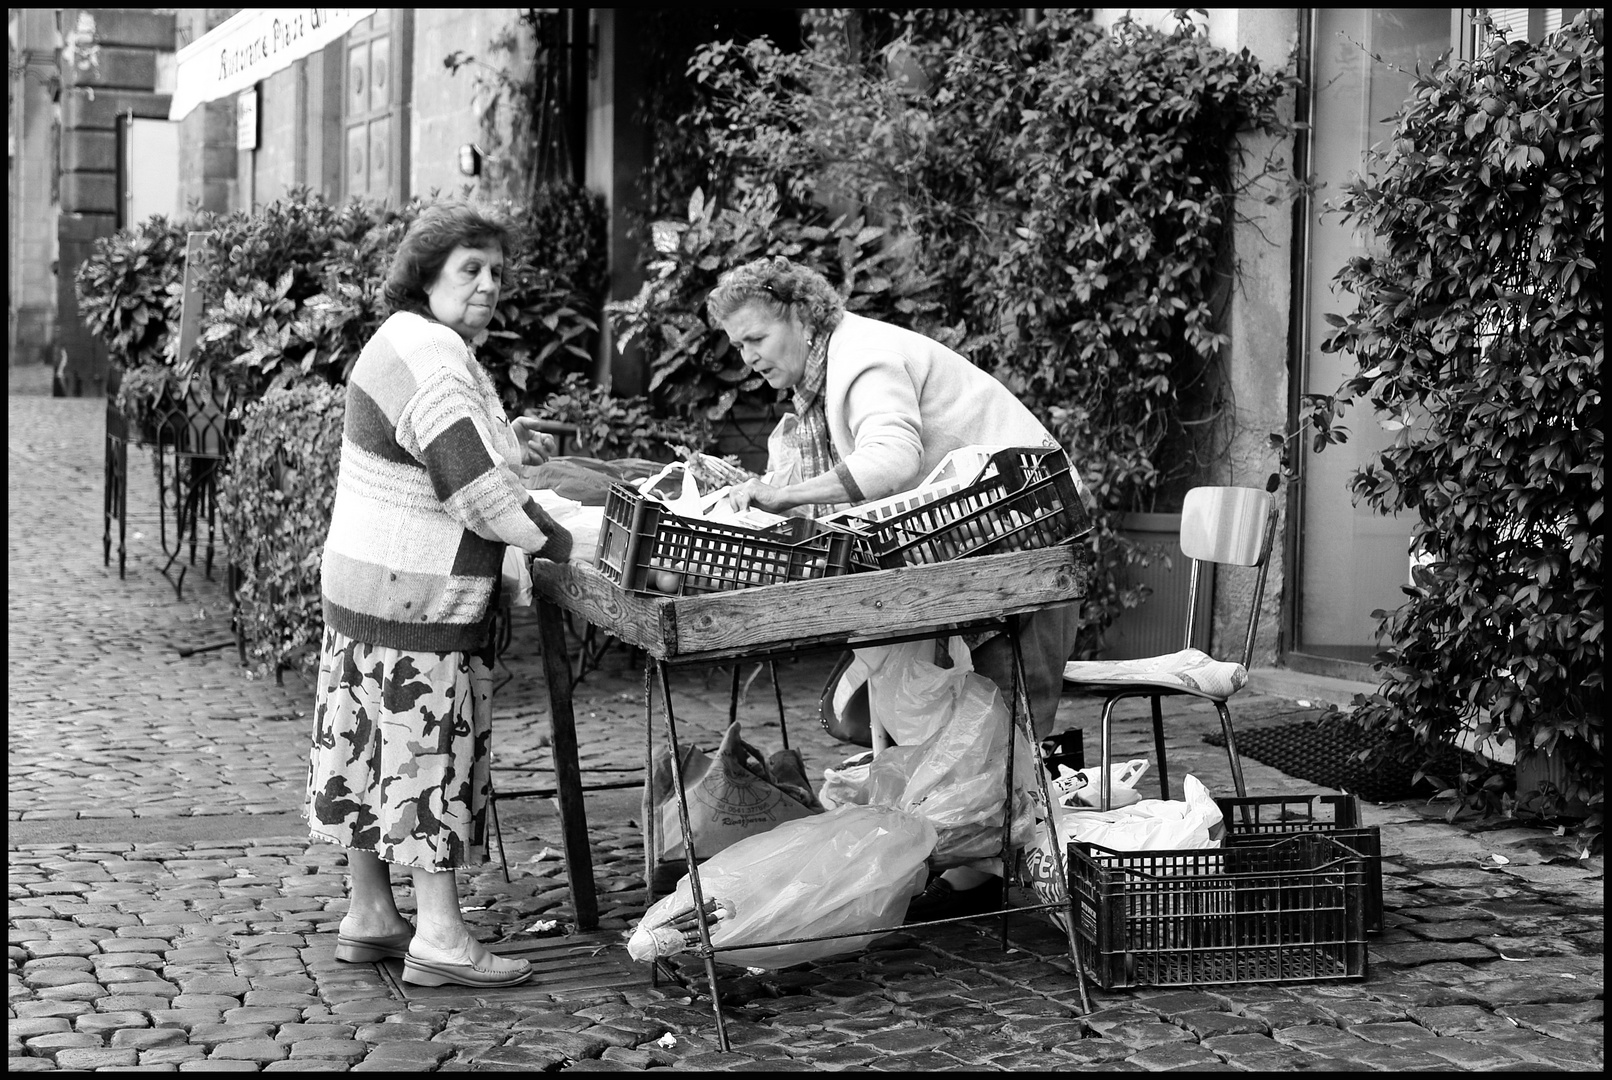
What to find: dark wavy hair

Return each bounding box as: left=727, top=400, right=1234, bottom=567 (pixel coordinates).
left=706, top=255, right=845, bottom=337
left=383, top=203, right=515, bottom=318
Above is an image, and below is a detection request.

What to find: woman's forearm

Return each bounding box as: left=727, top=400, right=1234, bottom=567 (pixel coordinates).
left=777, top=469, right=854, bottom=510
left=727, top=468, right=855, bottom=514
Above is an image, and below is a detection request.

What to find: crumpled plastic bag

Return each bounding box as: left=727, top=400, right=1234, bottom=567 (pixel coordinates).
left=816, top=645, right=1041, bottom=865
left=1050, top=759, right=1150, bottom=809
left=831, top=637, right=968, bottom=747
left=765, top=413, right=806, bottom=489
left=1019, top=774, right=1226, bottom=932
left=627, top=804, right=936, bottom=970
left=1061, top=774, right=1225, bottom=852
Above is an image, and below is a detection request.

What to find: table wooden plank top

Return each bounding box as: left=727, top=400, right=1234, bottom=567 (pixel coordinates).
left=530, top=543, right=1094, bottom=663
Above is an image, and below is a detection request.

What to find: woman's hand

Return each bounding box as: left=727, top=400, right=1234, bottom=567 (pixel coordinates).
left=511, top=416, right=558, bottom=467
left=723, top=478, right=793, bottom=514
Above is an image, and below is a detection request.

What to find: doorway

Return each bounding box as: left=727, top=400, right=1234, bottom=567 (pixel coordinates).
left=1287, top=9, right=1462, bottom=676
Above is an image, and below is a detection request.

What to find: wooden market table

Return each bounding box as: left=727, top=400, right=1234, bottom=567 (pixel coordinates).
left=526, top=544, right=1094, bottom=1045
left=527, top=543, right=1093, bottom=922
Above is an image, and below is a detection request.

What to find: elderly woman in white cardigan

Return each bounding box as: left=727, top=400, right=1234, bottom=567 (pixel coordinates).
left=709, top=255, right=1084, bottom=920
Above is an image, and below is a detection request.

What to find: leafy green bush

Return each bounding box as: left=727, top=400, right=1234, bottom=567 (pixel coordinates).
left=1303, top=11, right=1602, bottom=837
left=607, top=184, right=945, bottom=423
left=187, top=186, right=605, bottom=413
left=219, top=381, right=346, bottom=677
left=75, top=214, right=191, bottom=373
left=481, top=185, right=607, bottom=414
left=110, top=365, right=180, bottom=439
left=532, top=372, right=714, bottom=460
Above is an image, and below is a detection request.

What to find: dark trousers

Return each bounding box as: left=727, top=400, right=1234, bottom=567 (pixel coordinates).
left=970, top=602, right=1084, bottom=742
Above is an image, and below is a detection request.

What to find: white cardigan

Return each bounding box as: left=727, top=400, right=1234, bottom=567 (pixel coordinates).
left=823, top=312, right=1059, bottom=501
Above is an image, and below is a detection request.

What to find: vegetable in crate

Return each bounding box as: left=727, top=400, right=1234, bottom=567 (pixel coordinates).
left=706, top=255, right=1087, bottom=913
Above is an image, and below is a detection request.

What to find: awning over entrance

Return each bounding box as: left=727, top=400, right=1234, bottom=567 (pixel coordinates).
left=167, top=7, right=375, bottom=121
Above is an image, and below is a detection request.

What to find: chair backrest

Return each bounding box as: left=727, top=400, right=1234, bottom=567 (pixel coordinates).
left=1177, top=481, right=1282, bottom=667
left=1180, top=487, right=1274, bottom=566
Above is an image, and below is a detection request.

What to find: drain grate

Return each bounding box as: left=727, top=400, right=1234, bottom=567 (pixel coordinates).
left=379, top=932, right=644, bottom=1002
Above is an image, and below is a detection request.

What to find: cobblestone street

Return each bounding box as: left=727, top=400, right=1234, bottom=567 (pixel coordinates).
left=8, top=369, right=1604, bottom=1072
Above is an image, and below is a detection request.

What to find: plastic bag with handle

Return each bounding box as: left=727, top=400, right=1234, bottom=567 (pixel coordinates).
left=1061, top=773, right=1225, bottom=852
left=817, top=644, right=1041, bottom=865
left=626, top=804, right=936, bottom=969
left=1019, top=774, right=1226, bottom=933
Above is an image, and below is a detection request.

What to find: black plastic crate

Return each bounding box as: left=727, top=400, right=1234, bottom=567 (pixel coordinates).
left=594, top=482, right=857, bottom=596
left=1216, top=794, right=1383, bottom=933
left=1067, top=833, right=1370, bottom=990
left=836, top=446, right=1091, bottom=569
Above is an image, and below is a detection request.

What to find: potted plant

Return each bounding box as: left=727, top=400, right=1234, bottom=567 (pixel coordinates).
left=75, top=213, right=190, bottom=443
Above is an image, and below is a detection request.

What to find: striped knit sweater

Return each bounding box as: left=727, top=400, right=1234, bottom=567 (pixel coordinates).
left=320, top=311, right=566, bottom=653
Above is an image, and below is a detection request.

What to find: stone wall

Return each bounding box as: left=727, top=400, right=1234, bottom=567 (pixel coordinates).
left=409, top=8, right=525, bottom=203
left=174, top=9, right=238, bottom=217
left=55, top=7, right=178, bottom=397
left=9, top=9, right=61, bottom=368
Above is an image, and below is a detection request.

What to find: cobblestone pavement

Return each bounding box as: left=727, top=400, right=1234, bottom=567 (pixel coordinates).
left=9, top=372, right=1604, bottom=1072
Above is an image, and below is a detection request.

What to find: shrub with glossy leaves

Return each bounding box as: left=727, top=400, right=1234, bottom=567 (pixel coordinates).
left=186, top=185, right=605, bottom=411
left=75, top=214, right=190, bottom=374
left=1310, top=10, right=1603, bottom=831
left=532, top=372, right=715, bottom=460
left=607, top=184, right=945, bottom=423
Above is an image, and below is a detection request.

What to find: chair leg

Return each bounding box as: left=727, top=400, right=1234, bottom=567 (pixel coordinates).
left=1099, top=696, right=1123, bottom=810
left=1214, top=701, right=1248, bottom=799
left=1149, top=695, right=1170, bottom=802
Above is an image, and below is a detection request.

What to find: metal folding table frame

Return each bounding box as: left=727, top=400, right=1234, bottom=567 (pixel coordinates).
left=526, top=544, right=1097, bottom=1049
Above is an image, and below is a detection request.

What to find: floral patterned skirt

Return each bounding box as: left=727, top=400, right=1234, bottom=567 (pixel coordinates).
left=303, top=626, right=493, bottom=871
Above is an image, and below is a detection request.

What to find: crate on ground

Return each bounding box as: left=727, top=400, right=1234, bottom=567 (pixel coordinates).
left=1067, top=833, right=1370, bottom=990
left=830, top=446, right=1091, bottom=569
left=1216, top=793, right=1384, bottom=932
left=594, top=481, right=857, bottom=596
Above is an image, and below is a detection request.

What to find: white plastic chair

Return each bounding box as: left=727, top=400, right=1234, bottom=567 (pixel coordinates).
left=1061, top=477, right=1282, bottom=810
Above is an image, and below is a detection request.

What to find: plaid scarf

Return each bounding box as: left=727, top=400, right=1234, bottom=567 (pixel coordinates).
left=789, top=330, right=848, bottom=519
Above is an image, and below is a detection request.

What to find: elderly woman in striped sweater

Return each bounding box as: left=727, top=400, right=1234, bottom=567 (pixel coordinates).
left=305, top=204, right=570, bottom=989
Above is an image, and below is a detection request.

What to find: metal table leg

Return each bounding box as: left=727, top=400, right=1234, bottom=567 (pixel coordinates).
left=654, top=658, right=731, bottom=1052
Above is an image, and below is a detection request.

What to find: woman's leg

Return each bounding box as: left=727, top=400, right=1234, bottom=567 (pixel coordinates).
left=339, top=849, right=412, bottom=939
left=408, top=866, right=528, bottom=974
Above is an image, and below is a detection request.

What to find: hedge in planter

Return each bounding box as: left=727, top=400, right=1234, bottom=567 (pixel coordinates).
left=75, top=214, right=191, bottom=427
left=219, top=382, right=345, bottom=678
left=1307, top=11, right=1603, bottom=835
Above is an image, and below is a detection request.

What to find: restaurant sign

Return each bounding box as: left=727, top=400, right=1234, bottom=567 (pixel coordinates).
left=168, top=8, right=375, bottom=121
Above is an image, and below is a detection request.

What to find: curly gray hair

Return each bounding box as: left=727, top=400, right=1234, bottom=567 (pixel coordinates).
left=706, top=256, right=845, bottom=337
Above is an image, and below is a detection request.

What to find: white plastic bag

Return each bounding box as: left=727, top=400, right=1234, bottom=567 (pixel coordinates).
left=500, top=545, right=534, bottom=607
left=1050, top=758, right=1150, bottom=809
left=526, top=489, right=605, bottom=565
left=764, top=413, right=806, bottom=488
left=1019, top=775, right=1225, bottom=932
left=830, top=637, right=968, bottom=748
left=627, top=804, right=936, bottom=969
left=1060, top=774, right=1224, bottom=852
left=635, top=459, right=782, bottom=530
left=866, top=636, right=972, bottom=746
left=817, top=751, right=874, bottom=811
left=817, top=649, right=1040, bottom=865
